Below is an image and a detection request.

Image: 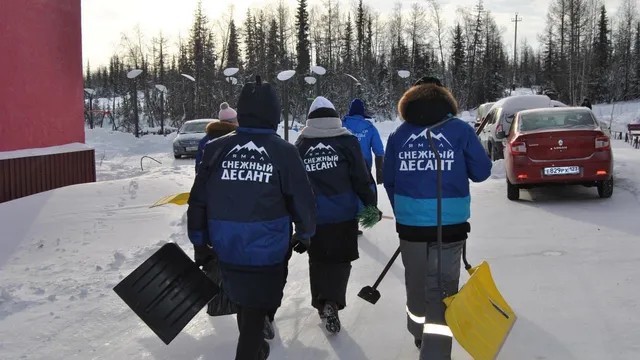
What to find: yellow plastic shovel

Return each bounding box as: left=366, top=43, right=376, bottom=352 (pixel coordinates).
left=443, top=259, right=516, bottom=360
left=150, top=192, right=190, bottom=208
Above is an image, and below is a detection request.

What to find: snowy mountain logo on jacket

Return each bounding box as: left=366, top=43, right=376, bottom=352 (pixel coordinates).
left=399, top=129, right=455, bottom=172
left=303, top=142, right=339, bottom=172
left=221, top=141, right=273, bottom=183
left=402, top=128, right=452, bottom=148
left=226, top=141, right=270, bottom=158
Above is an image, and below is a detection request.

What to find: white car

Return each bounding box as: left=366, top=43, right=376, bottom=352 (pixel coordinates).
left=478, top=95, right=553, bottom=160
left=172, top=119, right=215, bottom=159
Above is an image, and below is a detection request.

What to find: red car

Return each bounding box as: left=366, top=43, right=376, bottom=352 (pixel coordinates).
left=501, top=107, right=614, bottom=200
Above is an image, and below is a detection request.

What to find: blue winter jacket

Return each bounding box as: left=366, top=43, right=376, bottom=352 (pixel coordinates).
left=188, top=127, right=316, bottom=267
left=295, top=134, right=376, bottom=225
left=384, top=82, right=492, bottom=242
left=342, top=115, right=384, bottom=170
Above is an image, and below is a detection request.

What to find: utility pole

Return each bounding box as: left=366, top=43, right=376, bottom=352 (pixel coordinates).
left=511, top=13, right=522, bottom=90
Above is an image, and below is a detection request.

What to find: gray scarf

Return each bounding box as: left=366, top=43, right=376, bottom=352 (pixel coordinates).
left=299, top=117, right=353, bottom=139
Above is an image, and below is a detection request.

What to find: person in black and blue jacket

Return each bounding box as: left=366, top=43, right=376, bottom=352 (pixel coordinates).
left=295, top=96, right=380, bottom=334
left=383, top=77, right=492, bottom=360
left=187, top=77, right=316, bottom=360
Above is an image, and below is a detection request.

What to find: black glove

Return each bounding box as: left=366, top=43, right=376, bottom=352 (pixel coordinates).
left=375, top=156, right=384, bottom=185
left=194, top=244, right=215, bottom=267
left=290, top=233, right=310, bottom=254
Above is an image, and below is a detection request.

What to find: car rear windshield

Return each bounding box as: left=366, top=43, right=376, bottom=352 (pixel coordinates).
left=519, top=110, right=597, bottom=132
left=180, top=122, right=208, bottom=133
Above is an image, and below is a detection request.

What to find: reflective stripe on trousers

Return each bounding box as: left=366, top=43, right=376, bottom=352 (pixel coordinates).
left=399, top=239, right=464, bottom=360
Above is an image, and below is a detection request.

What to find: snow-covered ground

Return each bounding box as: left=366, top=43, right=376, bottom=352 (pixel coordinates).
left=2, top=107, right=640, bottom=360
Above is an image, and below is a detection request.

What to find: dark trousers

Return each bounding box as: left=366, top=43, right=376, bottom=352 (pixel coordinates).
left=309, top=260, right=353, bottom=311
left=399, top=239, right=464, bottom=360
left=267, top=245, right=293, bottom=322
left=235, top=306, right=268, bottom=360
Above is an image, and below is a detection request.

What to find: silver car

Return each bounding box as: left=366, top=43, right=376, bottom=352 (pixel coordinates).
left=172, top=119, right=215, bottom=158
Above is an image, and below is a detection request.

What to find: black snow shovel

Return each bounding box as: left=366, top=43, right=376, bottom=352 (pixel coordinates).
left=113, top=242, right=219, bottom=345
left=357, top=247, right=402, bottom=304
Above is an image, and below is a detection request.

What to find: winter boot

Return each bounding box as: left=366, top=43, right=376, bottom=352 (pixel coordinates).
left=414, top=339, right=422, bottom=349
left=323, top=302, right=341, bottom=334
left=318, top=309, right=327, bottom=319
left=263, top=316, right=275, bottom=340
left=258, top=339, right=270, bottom=360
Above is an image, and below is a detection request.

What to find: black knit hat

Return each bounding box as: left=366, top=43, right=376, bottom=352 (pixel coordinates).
left=237, top=76, right=281, bottom=130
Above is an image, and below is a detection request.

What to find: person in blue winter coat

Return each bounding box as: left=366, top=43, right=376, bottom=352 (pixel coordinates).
left=342, top=99, right=385, bottom=182
left=187, top=77, right=316, bottom=360
left=342, top=99, right=385, bottom=235
left=383, top=76, right=492, bottom=360
left=195, top=102, right=238, bottom=174
left=294, top=96, right=380, bottom=334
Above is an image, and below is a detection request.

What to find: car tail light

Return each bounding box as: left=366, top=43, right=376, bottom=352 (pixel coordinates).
left=517, top=174, right=528, bottom=179
left=510, top=141, right=527, bottom=155
left=595, top=136, right=610, bottom=150
left=597, top=170, right=608, bottom=175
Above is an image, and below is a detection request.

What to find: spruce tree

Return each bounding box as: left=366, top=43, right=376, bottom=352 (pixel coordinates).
left=295, top=0, right=311, bottom=74
left=226, top=20, right=240, bottom=69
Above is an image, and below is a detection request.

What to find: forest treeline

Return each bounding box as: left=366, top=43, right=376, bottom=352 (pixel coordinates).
left=82, top=0, right=640, bottom=134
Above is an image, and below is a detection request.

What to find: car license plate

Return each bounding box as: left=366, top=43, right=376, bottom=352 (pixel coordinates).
left=186, top=146, right=198, bottom=152
left=543, top=166, right=580, bottom=176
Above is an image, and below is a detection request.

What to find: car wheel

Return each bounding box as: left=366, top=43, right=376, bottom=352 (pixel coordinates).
left=174, top=155, right=181, bottom=159
left=597, top=178, right=614, bottom=198
left=507, top=179, right=520, bottom=201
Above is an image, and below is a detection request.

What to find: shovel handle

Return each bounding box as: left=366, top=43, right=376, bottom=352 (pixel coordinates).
left=371, top=247, right=402, bottom=290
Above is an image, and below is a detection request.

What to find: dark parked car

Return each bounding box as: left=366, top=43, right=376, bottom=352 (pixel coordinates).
left=172, top=119, right=214, bottom=158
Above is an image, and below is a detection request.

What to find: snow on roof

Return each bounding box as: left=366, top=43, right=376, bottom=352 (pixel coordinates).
left=184, top=119, right=217, bottom=124
left=0, top=143, right=93, bottom=161
left=491, top=95, right=552, bottom=114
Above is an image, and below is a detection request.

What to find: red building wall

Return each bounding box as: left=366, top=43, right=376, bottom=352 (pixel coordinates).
left=0, top=0, right=85, bottom=152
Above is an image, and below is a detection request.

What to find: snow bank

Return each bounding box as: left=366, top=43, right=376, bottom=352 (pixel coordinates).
left=85, top=128, right=188, bottom=181
left=592, top=100, right=640, bottom=131
left=491, top=159, right=506, bottom=179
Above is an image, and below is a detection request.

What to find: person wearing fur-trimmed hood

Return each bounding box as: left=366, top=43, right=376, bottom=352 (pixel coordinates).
left=382, top=76, right=492, bottom=359
left=294, top=96, right=381, bottom=334
left=195, top=102, right=238, bottom=173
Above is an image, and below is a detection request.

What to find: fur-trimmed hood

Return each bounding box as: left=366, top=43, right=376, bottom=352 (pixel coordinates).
left=398, top=83, right=459, bottom=126
left=206, top=120, right=238, bottom=136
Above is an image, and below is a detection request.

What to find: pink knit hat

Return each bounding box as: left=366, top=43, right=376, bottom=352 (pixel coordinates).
left=218, top=102, right=237, bottom=123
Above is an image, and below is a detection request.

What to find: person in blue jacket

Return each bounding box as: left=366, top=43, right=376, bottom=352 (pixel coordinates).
left=383, top=76, right=492, bottom=360
left=195, top=102, right=238, bottom=174
left=294, top=96, right=380, bottom=334
left=187, top=77, right=316, bottom=360
left=342, top=99, right=385, bottom=234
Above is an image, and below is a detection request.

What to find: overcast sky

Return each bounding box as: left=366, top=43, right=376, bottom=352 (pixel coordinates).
left=81, top=0, right=622, bottom=67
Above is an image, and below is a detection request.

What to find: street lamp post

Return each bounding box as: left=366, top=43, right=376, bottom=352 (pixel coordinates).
left=180, top=73, right=195, bottom=121
left=84, top=88, right=96, bottom=129
left=310, top=65, right=326, bottom=97
left=344, top=74, right=361, bottom=100
left=127, top=69, right=143, bottom=137
left=397, top=70, right=411, bottom=89
left=304, top=76, right=317, bottom=113
left=155, top=84, right=167, bottom=134
left=223, top=67, right=240, bottom=103
left=277, top=70, right=296, bottom=141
